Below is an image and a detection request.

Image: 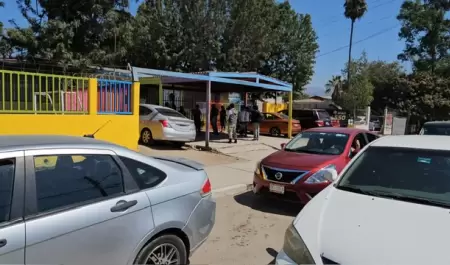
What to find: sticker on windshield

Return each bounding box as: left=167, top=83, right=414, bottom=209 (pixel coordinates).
left=417, top=157, right=432, bottom=164
left=336, top=134, right=347, bottom=137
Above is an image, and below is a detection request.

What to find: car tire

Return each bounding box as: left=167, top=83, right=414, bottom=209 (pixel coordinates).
left=134, top=234, right=188, bottom=265
left=270, top=127, right=281, bottom=137
left=140, top=128, right=154, bottom=146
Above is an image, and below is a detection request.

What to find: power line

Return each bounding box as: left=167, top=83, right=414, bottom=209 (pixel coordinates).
left=320, top=14, right=394, bottom=39
left=316, top=24, right=401, bottom=58
left=315, top=0, right=400, bottom=29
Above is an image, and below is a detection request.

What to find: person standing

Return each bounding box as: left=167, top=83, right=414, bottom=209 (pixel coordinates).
left=192, top=105, right=202, bottom=134
left=227, top=103, right=238, bottom=143
left=210, top=104, right=219, bottom=135
left=251, top=105, right=262, bottom=141
left=238, top=106, right=250, bottom=137
left=179, top=106, right=186, bottom=117
left=220, top=105, right=226, bottom=132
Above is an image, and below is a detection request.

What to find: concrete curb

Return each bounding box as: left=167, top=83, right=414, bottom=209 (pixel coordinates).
left=212, top=183, right=253, bottom=198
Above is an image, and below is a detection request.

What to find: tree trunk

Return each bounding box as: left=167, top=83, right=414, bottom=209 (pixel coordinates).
left=347, top=19, right=355, bottom=87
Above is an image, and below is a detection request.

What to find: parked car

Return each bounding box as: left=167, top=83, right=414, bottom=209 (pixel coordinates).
left=279, top=109, right=339, bottom=129
left=253, top=127, right=378, bottom=204
left=419, top=121, right=450, bottom=135
left=276, top=135, right=450, bottom=264
left=139, top=104, right=196, bottom=147
left=0, top=135, right=215, bottom=265
left=247, top=112, right=302, bottom=137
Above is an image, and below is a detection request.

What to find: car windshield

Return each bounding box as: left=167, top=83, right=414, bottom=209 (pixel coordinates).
left=284, top=131, right=349, bottom=155
left=279, top=113, right=289, bottom=119
left=421, top=125, right=450, bottom=136
left=317, top=110, right=330, bottom=120
left=337, top=146, right=450, bottom=208
left=156, top=108, right=185, bottom=118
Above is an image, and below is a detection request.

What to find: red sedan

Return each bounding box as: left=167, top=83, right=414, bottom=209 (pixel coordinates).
left=253, top=127, right=378, bottom=204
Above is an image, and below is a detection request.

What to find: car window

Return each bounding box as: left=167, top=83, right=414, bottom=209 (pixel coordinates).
left=156, top=107, right=185, bottom=118
left=422, top=125, right=450, bottom=135
left=316, top=110, right=331, bottom=120
left=263, top=113, right=276, bottom=120
left=337, top=146, right=450, bottom=206
left=34, top=154, right=124, bottom=213
left=119, top=157, right=167, bottom=189
left=353, top=133, right=368, bottom=148
left=0, top=159, right=15, bottom=223
left=365, top=133, right=378, bottom=143
left=139, top=106, right=151, bottom=116
left=284, top=131, right=350, bottom=155
left=278, top=113, right=289, bottom=119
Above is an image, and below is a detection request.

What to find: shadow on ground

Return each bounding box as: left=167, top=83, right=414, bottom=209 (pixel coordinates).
left=194, top=131, right=260, bottom=143
left=139, top=142, right=189, bottom=151
left=266, top=247, right=278, bottom=265
left=234, top=191, right=302, bottom=217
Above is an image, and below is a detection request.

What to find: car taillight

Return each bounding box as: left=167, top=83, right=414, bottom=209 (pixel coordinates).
left=159, top=120, right=170, bottom=127
left=316, top=120, right=324, bottom=126
left=200, top=178, right=212, bottom=197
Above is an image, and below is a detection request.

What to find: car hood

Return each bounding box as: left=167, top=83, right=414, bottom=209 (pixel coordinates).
left=298, top=188, right=450, bottom=264
left=261, top=150, right=338, bottom=170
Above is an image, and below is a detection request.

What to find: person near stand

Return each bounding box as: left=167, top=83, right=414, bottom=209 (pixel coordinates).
left=227, top=103, right=238, bottom=143
left=192, top=105, right=202, bottom=134
left=251, top=105, right=263, bottom=140
left=220, top=105, right=227, bottom=132
left=210, top=104, right=219, bottom=135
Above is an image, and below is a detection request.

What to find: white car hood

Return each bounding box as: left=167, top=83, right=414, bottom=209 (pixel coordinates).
left=297, top=187, right=450, bottom=265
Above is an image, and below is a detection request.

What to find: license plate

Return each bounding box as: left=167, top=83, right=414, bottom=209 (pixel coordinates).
left=269, top=183, right=285, bottom=194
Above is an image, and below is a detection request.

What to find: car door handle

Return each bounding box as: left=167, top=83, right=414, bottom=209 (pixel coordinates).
left=110, top=200, right=137, bottom=212
left=0, top=239, right=7, bottom=248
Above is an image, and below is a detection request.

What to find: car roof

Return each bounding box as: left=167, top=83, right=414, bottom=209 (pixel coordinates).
left=0, top=135, right=121, bottom=153
left=423, top=121, right=450, bottom=126
left=371, top=135, right=450, bottom=150
left=305, top=127, right=368, bottom=134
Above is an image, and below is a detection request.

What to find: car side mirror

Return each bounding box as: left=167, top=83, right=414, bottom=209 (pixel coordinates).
left=280, top=143, right=286, bottom=149
left=323, top=168, right=338, bottom=182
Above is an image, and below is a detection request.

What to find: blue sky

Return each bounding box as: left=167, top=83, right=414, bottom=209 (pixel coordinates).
left=0, top=0, right=408, bottom=95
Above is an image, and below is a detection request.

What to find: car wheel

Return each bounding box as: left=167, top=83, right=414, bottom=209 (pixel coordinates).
left=134, top=234, right=187, bottom=265
left=140, top=128, right=154, bottom=145
left=270, top=127, right=281, bottom=137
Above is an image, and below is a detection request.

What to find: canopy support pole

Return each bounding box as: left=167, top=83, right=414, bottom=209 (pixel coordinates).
left=288, top=91, right=293, bottom=138
left=205, top=80, right=211, bottom=148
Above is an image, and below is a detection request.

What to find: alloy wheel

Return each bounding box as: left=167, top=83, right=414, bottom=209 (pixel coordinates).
left=146, top=243, right=180, bottom=265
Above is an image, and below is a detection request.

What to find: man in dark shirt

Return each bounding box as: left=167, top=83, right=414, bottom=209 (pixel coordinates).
left=192, top=105, right=202, bottom=134
left=210, top=104, right=219, bottom=135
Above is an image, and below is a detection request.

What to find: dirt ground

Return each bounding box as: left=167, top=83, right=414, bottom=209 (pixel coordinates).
left=190, top=191, right=303, bottom=265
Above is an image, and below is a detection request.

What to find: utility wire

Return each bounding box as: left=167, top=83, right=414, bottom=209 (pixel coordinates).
left=320, top=14, right=394, bottom=38
left=316, top=24, right=401, bottom=58
left=315, top=0, right=400, bottom=29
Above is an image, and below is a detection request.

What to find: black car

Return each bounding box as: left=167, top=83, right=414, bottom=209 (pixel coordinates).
left=419, top=121, right=450, bottom=135
left=279, top=109, right=334, bottom=130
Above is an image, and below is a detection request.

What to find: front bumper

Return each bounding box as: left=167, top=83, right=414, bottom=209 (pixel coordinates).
left=253, top=173, right=329, bottom=204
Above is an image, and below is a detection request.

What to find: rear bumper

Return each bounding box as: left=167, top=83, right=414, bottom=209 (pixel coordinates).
left=253, top=173, right=329, bottom=204
left=183, top=194, right=216, bottom=256
left=158, top=128, right=196, bottom=142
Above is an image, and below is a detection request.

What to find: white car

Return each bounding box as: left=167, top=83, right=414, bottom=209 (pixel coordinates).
left=276, top=135, right=450, bottom=265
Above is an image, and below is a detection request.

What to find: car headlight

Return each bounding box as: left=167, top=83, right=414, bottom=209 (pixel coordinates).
left=283, top=223, right=315, bottom=264
left=255, top=161, right=261, bottom=175
left=304, top=164, right=336, bottom=184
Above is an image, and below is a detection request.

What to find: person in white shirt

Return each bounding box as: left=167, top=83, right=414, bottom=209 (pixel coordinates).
left=227, top=103, right=238, bottom=143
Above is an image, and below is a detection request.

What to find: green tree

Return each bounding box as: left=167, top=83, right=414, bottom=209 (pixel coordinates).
left=340, top=73, right=373, bottom=117
left=9, top=0, right=133, bottom=70
left=393, top=72, right=450, bottom=120
left=397, top=0, right=450, bottom=74
left=343, top=0, right=368, bottom=85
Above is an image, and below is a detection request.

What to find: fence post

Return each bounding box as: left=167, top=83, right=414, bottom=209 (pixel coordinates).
left=88, top=78, right=98, bottom=115
left=132, top=82, right=140, bottom=115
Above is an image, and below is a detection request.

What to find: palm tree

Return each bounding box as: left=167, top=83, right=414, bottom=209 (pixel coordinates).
left=344, top=0, right=368, bottom=86
left=325, top=75, right=344, bottom=101
left=0, top=1, right=4, bottom=35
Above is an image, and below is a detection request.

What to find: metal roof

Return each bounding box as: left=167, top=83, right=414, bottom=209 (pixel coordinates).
left=130, top=66, right=292, bottom=92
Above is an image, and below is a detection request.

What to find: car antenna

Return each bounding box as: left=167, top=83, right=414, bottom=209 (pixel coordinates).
left=83, top=120, right=112, bottom=138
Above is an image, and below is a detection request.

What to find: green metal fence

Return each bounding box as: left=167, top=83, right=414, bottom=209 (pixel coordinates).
left=0, top=70, right=89, bottom=114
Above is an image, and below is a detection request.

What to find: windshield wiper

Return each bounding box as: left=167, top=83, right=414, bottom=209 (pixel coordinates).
left=337, top=185, right=379, bottom=196
left=370, top=190, right=450, bottom=209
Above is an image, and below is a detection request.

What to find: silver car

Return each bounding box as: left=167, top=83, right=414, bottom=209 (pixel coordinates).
left=0, top=135, right=215, bottom=265
left=139, top=104, right=196, bottom=147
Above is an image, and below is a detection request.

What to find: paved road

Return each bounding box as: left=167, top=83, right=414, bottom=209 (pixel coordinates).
left=190, top=191, right=302, bottom=265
